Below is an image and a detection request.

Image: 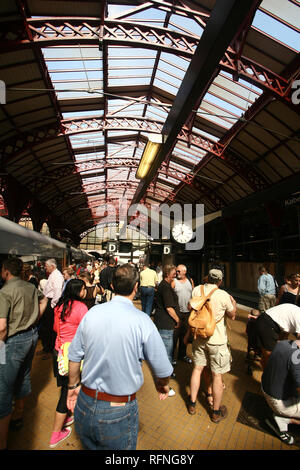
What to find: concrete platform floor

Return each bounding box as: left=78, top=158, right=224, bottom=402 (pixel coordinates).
left=6, top=304, right=299, bottom=451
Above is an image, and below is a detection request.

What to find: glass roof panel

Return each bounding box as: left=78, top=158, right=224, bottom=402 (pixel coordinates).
left=169, top=14, right=204, bottom=37
left=62, top=110, right=104, bottom=120
left=153, top=77, right=181, bottom=96
left=107, top=47, right=154, bottom=88
left=260, top=0, right=300, bottom=32
left=108, top=5, right=166, bottom=26
left=43, top=46, right=103, bottom=100
left=69, top=132, right=104, bottom=149
left=253, top=9, right=300, bottom=51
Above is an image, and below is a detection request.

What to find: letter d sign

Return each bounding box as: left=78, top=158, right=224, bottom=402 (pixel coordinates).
left=108, top=242, right=117, bottom=253
left=163, top=245, right=171, bottom=255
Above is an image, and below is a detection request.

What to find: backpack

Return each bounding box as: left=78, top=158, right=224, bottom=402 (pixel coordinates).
left=188, top=285, right=220, bottom=339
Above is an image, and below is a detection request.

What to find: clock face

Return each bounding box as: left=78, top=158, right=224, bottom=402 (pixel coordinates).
left=172, top=223, right=194, bottom=244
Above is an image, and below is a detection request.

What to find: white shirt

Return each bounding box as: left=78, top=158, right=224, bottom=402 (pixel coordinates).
left=266, top=304, right=300, bottom=334
left=43, top=268, right=64, bottom=308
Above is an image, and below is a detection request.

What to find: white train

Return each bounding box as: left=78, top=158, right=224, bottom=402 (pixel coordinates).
left=0, top=216, right=93, bottom=265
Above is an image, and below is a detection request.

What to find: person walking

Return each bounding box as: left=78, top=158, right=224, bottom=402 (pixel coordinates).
left=66, top=264, right=173, bottom=450
left=139, top=262, right=158, bottom=316
left=0, top=258, right=47, bottom=450
left=50, top=279, right=88, bottom=448
left=78, top=272, right=103, bottom=310
left=154, top=264, right=180, bottom=395
left=185, top=269, right=236, bottom=422
left=257, top=266, right=276, bottom=314
left=62, top=267, right=76, bottom=294
left=38, top=259, right=64, bottom=359
left=99, top=256, right=116, bottom=302
left=172, top=264, right=193, bottom=365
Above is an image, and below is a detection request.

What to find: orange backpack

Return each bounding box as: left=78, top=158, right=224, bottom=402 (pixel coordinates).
left=188, top=285, right=220, bottom=339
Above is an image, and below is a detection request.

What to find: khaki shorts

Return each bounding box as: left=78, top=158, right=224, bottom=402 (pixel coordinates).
left=192, top=341, right=231, bottom=374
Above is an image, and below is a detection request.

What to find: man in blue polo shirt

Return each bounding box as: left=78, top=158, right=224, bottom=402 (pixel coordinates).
left=257, top=266, right=276, bottom=314
left=67, top=264, right=173, bottom=450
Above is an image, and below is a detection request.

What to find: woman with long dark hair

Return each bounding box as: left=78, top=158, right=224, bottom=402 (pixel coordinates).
left=49, top=279, right=88, bottom=448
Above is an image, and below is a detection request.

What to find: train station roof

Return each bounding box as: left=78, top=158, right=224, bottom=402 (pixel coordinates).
left=0, top=0, right=299, bottom=243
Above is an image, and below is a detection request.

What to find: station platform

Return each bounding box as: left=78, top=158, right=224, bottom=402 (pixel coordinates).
left=6, top=303, right=299, bottom=451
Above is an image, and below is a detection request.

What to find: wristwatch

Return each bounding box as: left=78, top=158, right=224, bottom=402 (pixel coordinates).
left=68, top=382, right=81, bottom=390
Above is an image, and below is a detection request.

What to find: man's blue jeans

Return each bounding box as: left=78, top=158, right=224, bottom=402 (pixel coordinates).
left=158, top=329, right=174, bottom=364
left=140, top=286, right=155, bottom=316
left=0, top=327, right=38, bottom=418
left=74, top=389, right=139, bottom=450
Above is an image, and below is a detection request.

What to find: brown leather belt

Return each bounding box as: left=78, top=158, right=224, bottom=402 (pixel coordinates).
left=81, top=384, right=136, bottom=403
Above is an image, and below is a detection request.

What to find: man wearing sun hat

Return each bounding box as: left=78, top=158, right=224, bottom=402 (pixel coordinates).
left=185, top=268, right=237, bottom=422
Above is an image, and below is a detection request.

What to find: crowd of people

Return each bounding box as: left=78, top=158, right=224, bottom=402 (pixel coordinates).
left=0, top=257, right=300, bottom=450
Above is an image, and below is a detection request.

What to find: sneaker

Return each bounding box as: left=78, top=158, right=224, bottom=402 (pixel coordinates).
left=171, top=372, right=176, bottom=378
left=168, top=388, right=176, bottom=397
left=49, top=427, right=72, bottom=448
left=172, top=359, right=177, bottom=366
left=211, top=405, right=228, bottom=423
left=273, top=414, right=290, bottom=432
left=63, top=415, right=74, bottom=427
left=265, top=417, right=294, bottom=445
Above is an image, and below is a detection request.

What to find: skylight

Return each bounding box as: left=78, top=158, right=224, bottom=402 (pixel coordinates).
left=253, top=9, right=300, bottom=51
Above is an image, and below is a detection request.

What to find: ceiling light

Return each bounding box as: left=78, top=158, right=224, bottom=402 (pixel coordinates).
left=136, top=134, right=163, bottom=180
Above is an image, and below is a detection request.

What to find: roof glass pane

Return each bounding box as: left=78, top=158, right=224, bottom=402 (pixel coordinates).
left=118, top=6, right=167, bottom=24
left=155, top=68, right=182, bottom=89
left=108, top=4, right=139, bottom=17
left=169, top=14, right=204, bottom=37
left=69, top=132, right=104, bottom=148
left=260, top=0, right=300, bottom=32
left=62, top=110, right=103, bottom=119
left=43, top=46, right=103, bottom=100
left=253, top=9, right=300, bottom=51
left=159, top=52, right=190, bottom=76
left=153, top=77, right=180, bottom=96
left=204, top=94, right=243, bottom=119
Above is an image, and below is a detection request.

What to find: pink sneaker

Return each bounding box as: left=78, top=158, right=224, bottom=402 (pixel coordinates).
left=49, top=427, right=72, bottom=448
left=63, top=415, right=74, bottom=427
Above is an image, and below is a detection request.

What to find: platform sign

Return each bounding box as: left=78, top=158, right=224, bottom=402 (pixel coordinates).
left=163, top=245, right=172, bottom=255
left=108, top=241, right=118, bottom=253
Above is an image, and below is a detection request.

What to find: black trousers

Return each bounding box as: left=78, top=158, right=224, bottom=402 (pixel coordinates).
left=173, top=311, right=190, bottom=360
left=53, top=350, right=69, bottom=414
left=38, top=298, right=56, bottom=353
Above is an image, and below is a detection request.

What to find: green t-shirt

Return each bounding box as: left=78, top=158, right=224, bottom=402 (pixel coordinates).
left=0, top=277, right=44, bottom=338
